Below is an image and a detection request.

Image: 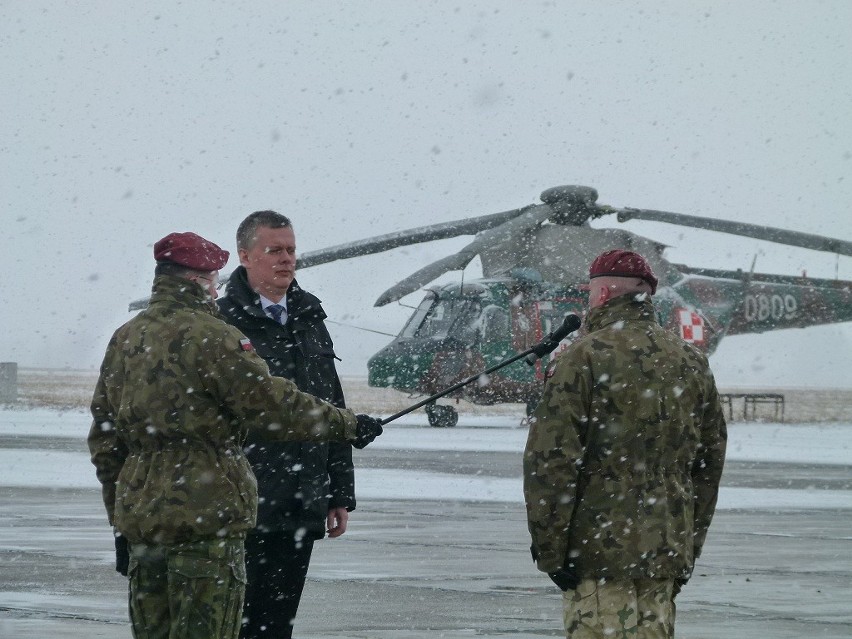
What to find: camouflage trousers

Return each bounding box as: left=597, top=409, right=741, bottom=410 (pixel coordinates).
left=127, top=536, right=247, bottom=639
left=562, top=578, right=675, bottom=638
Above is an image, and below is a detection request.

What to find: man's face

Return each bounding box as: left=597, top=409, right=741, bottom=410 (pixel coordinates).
left=239, top=225, right=296, bottom=300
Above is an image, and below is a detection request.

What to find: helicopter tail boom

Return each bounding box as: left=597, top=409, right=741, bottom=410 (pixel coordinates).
left=674, top=267, right=852, bottom=336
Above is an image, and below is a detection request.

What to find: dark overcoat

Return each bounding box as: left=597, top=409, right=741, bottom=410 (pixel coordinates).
left=218, top=267, right=355, bottom=539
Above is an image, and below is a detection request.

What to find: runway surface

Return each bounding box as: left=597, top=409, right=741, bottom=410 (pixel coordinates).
left=1, top=416, right=851, bottom=638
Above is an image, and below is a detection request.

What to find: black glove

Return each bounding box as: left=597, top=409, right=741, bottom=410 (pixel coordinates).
left=672, top=577, right=688, bottom=599
left=352, top=414, right=383, bottom=449
left=548, top=566, right=580, bottom=592
left=114, top=532, right=130, bottom=577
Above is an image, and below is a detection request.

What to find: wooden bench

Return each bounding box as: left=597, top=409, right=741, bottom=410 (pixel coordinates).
left=720, top=393, right=785, bottom=422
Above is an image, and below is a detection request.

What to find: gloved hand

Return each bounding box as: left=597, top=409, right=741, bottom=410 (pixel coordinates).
left=548, top=566, right=580, bottom=592
left=114, top=532, right=130, bottom=577
left=672, top=577, right=688, bottom=599
left=352, top=414, right=383, bottom=449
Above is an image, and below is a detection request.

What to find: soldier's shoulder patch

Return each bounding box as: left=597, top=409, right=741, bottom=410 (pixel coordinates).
left=239, top=338, right=254, bottom=351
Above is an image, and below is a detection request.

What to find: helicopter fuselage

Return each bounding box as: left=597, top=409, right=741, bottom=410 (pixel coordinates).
left=366, top=269, right=852, bottom=417
left=368, top=278, right=589, bottom=411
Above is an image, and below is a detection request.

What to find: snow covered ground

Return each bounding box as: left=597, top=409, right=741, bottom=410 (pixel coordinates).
left=1, top=408, right=850, bottom=638
left=1, top=409, right=850, bottom=507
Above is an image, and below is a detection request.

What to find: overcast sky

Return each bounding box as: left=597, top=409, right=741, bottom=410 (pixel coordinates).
left=2, top=1, right=850, bottom=389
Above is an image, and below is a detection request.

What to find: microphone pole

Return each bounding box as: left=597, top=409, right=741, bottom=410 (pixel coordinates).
left=379, top=314, right=581, bottom=426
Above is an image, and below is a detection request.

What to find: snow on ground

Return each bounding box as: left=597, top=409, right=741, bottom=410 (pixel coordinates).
left=1, top=409, right=850, bottom=510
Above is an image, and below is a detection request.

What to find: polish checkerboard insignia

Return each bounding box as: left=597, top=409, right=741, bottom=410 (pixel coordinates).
left=677, top=309, right=705, bottom=344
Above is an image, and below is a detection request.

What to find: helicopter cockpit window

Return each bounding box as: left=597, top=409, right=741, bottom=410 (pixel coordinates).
left=478, top=304, right=510, bottom=344
left=399, top=294, right=436, bottom=338
left=412, top=296, right=482, bottom=340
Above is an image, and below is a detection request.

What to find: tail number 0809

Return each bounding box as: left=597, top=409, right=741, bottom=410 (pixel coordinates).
left=743, top=293, right=798, bottom=322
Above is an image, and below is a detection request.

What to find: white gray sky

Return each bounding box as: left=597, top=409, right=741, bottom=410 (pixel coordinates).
left=2, top=1, right=851, bottom=388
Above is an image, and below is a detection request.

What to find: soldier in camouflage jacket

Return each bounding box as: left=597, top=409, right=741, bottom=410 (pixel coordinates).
left=88, top=232, right=381, bottom=639
left=89, top=272, right=362, bottom=546
left=523, top=249, right=726, bottom=638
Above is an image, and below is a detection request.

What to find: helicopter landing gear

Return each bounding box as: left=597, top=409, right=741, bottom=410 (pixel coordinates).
left=425, top=403, right=458, bottom=428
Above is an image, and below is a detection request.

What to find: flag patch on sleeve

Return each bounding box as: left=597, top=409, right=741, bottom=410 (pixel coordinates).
left=239, top=338, right=254, bottom=351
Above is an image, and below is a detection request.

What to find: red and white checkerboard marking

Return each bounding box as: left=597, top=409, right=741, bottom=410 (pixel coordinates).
left=678, top=309, right=705, bottom=344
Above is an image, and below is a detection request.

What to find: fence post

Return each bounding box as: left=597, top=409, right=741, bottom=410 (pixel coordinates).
left=0, top=362, right=18, bottom=403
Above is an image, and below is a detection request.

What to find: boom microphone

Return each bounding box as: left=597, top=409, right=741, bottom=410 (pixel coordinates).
left=551, top=313, right=583, bottom=343
left=525, top=313, right=582, bottom=365
left=379, top=313, right=583, bottom=426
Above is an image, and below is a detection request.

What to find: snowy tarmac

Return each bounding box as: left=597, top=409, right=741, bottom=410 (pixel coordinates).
left=1, top=409, right=851, bottom=638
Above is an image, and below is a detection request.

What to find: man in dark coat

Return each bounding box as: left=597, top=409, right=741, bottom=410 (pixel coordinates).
left=218, top=211, right=355, bottom=639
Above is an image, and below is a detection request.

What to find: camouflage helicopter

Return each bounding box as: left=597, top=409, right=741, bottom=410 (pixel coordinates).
left=129, top=185, right=851, bottom=427
left=293, top=185, right=852, bottom=427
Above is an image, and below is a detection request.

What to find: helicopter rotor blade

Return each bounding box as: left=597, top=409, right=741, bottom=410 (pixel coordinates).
left=298, top=184, right=601, bottom=270
left=296, top=207, right=528, bottom=269
left=374, top=252, right=478, bottom=306
left=616, top=207, right=852, bottom=256
left=374, top=203, right=554, bottom=306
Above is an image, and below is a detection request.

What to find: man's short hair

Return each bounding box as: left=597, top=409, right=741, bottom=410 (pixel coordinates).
left=236, top=211, right=293, bottom=250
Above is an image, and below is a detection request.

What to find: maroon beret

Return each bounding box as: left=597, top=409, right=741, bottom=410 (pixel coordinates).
left=153, top=232, right=229, bottom=271
left=589, top=249, right=658, bottom=294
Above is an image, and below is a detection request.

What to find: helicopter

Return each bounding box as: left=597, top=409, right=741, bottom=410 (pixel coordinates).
left=292, top=185, right=852, bottom=427
left=128, top=185, right=852, bottom=428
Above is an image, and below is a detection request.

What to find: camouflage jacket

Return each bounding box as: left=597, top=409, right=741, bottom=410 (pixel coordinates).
left=523, top=294, right=727, bottom=580
left=88, top=275, right=357, bottom=546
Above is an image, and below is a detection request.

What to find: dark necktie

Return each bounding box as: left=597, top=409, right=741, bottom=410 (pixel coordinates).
left=267, top=303, right=286, bottom=324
